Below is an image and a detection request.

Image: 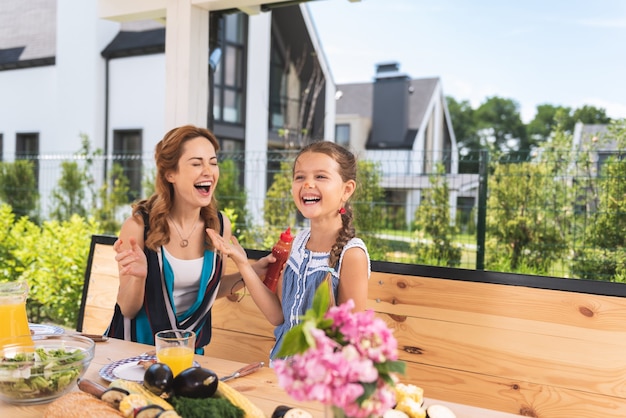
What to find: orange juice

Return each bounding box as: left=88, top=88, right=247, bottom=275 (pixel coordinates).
left=0, top=281, right=33, bottom=348
left=157, top=346, right=194, bottom=376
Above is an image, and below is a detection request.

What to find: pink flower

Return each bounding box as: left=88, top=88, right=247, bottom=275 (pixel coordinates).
left=274, top=282, right=405, bottom=417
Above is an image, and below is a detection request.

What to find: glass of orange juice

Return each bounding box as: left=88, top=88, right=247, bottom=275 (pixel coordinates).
left=155, top=330, right=195, bottom=376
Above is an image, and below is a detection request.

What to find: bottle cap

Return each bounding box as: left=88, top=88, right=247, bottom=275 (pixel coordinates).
left=280, top=227, right=294, bottom=243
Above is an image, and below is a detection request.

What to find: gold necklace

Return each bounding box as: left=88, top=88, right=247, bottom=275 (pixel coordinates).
left=168, top=216, right=200, bottom=247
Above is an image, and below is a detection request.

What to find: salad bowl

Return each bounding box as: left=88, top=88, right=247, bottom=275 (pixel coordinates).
left=0, top=334, right=95, bottom=404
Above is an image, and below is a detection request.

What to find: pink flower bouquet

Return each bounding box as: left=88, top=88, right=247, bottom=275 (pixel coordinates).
left=274, top=281, right=406, bottom=418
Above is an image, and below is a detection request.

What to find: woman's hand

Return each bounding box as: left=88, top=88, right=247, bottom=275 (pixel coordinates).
left=114, top=236, right=147, bottom=279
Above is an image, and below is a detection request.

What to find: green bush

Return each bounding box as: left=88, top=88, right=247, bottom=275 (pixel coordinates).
left=0, top=160, right=40, bottom=222
left=412, top=164, right=462, bottom=267
left=0, top=204, right=101, bottom=327
left=570, top=247, right=626, bottom=282
left=353, top=160, right=389, bottom=260
left=216, top=159, right=249, bottom=236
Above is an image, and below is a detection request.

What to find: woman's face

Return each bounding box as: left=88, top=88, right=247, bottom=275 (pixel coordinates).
left=166, top=136, right=219, bottom=208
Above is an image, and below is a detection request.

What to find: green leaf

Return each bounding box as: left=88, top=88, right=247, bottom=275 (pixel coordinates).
left=311, top=280, right=330, bottom=319
left=357, top=381, right=377, bottom=405
left=386, top=360, right=406, bottom=375
left=275, top=322, right=309, bottom=358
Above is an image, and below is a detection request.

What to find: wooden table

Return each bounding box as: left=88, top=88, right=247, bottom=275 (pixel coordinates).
left=1, top=337, right=522, bottom=417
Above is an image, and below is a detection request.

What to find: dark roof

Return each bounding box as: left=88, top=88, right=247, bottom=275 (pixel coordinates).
left=335, top=77, right=439, bottom=129
left=0, top=0, right=56, bottom=70
left=575, top=123, right=618, bottom=151
left=101, top=28, right=166, bottom=59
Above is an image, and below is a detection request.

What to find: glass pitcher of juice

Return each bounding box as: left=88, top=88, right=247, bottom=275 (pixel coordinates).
left=0, top=280, right=33, bottom=347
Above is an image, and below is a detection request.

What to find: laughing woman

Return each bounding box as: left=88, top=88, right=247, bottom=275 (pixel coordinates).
left=107, top=125, right=272, bottom=353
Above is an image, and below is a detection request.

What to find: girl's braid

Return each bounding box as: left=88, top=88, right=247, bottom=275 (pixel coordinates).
left=328, top=202, right=356, bottom=269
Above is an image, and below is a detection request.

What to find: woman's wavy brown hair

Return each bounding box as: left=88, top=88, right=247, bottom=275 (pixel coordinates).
left=133, top=125, right=221, bottom=251
left=293, top=141, right=358, bottom=270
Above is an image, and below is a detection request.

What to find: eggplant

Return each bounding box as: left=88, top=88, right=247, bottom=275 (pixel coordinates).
left=144, top=362, right=174, bottom=396
left=101, top=387, right=130, bottom=409
left=172, top=366, right=218, bottom=398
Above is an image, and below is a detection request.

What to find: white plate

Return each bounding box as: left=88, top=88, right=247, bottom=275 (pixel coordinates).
left=99, top=355, right=200, bottom=383
left=29, top=323, right=65, bottom=335
left=99, top=355, right=155, bottom=382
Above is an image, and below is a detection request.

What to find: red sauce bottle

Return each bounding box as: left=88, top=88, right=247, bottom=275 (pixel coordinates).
left=263, top=227, right=294, bottom=292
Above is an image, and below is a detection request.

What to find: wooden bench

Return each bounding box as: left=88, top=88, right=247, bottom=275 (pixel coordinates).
left=81, top=235, right=626, bottom=417
left=209, top=252, right=626, bottom=418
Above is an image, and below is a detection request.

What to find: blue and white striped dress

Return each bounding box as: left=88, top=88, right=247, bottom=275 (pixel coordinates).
left=270, top=228, right=370, bottom=359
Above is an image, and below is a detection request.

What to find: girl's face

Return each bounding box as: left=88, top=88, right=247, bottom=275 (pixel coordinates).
left=291, top=151, right=355, bottom=220
left=166, top=136, right=219, bottom=208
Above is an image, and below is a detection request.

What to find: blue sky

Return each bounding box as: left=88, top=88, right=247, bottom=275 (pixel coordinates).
left=306, top=0, right=626, bottom=123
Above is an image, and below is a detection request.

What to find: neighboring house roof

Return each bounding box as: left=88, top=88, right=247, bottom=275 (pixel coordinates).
left=0, top=0, right=56, bottom=70
left=335, top=77, right=439, bottom=132
left=572, top=122, right=617, bottom=151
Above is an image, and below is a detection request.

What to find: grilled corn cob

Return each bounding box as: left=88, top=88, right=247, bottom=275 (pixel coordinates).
left=109, top=379, right=175, bottom=411
left=118, top=393, right=149, bottom=417
left=215, top=380, right=266, bottom=418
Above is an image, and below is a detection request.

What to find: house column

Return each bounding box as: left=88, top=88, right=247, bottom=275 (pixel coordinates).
left=244, top=12, right=272, bottom=226
left=164, top=0, right=209, bottom=129
left=99, top=0, right=210, bottom=130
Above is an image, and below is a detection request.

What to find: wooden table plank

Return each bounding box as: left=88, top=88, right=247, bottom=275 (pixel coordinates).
left=0, top=337, right=522, bottom=418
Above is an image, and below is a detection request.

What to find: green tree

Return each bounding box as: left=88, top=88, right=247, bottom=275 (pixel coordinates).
left=475, top=96, right=528, bottom=157
left=0, top=160, right=40, bottom=221
left=142, top=167, right=156, bottom=198
left=49, top=161, right=88, bottom=220
left=446, top=96, right=480, bottom=173
left=261, top=161, right=297, bottom=247
left=485, top=160, right=569, bottom=274
left=526, top=104, right=571, bottom=145
left=50, top=134, right=103, bottom=221
left=570, top=119, right=626, bottom=281
left=93, top=163, right=131, bottom=235
left=0, top=205, right=23, bottom=279
left=412, top=164, right=461, bottom=267
left=566, top=105, right=611, bottom=132
left=216, top=159, right=249, bottom=235
left=353, top=160, right=387, bottom=260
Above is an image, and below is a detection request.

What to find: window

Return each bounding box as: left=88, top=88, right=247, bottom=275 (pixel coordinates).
left=16, top=132, right=39, bottom=187
left=335, top=124, right=350, bottom=147
left=113, top=130, right=142, bottom=201
left=269, top=46, right=287, bottom=130
left=211, top=13, right=246, bottom=125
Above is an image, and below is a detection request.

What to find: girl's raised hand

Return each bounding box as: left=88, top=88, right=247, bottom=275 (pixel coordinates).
left=206, top=228, right=248, bottom=264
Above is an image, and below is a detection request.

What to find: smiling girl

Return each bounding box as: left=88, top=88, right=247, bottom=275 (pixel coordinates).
left=208, top=141, right=370, bottom=360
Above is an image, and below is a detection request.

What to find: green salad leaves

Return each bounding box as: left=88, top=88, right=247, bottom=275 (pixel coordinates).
left=0, top=347, right=86, bottom=400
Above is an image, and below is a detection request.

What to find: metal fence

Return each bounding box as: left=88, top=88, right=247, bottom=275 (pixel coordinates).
left=1, top=148, right=624, bottom=282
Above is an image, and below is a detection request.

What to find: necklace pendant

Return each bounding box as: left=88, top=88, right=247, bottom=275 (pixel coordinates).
left=180, top=239, right=189, bottom=247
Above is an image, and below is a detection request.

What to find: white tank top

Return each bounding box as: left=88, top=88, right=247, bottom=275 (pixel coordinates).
left=162, top=246, right=204, bottom=313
